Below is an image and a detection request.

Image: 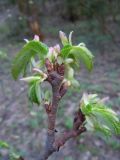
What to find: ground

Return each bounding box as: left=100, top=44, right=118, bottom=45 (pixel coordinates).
left=0, top=6, right=120, bottom=160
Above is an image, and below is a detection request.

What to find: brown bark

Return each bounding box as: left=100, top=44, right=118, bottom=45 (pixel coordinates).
left=38, top=59, right=86, bottom=160
left=20, top=59, right=86, bottom=160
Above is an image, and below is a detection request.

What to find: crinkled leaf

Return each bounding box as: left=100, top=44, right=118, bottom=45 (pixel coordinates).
left=70, top=46, right=94, bottom=71
left=11, top=40, right=48, bottom=80
left=80, top=93, right=120, bottom=136
left=92, top=107, right=120, bottom=134
left=94, top=123, right=112, bottom=137
left=60, top=44, right=94, bottom=71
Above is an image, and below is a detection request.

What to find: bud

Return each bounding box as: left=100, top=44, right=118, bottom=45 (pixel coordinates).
left=47, top=45, right=61, bottom=61
left=59, top=31, right=68, bottom=46
left=59, top=80, right=71, bottom=97
left=44, top=101, right=50, bottom=105
left=47, top=47, right=54, bottom=61
left=34, top=35, right=39, bottom=41
left=62, top=79, right=71, bottom=87
left=67, top=67, right=74, bottom=80
left=49, top=47, right=54, bottom=54
left=66, top=80, right=71, bottom=87
left=57, top=56, right=63, bottom=65
left=54, top=44, right=60, bottom=54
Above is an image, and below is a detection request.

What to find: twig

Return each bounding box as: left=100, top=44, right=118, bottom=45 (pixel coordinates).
left=20, top=59, right=86, bottom=160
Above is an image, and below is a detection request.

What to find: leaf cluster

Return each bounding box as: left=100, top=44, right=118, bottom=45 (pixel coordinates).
left=80, top=93, right=120, bottom=137
left=11, top=32, right=94, bottom=105
left=11, top=31, right=120, bottom=138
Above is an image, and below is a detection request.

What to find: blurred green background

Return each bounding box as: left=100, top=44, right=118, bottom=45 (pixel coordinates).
left=0, top=0, right=120, bottom=160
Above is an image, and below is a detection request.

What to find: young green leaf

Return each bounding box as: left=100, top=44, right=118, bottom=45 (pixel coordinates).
left=68, top=31, right=73, bottom=45
left=80, top=93, right=120, bottom=136
left=66, top=66, right=74, bottom=80
left=60, top=45, right=72, bottom=58
left=20, top=76, right=42, bottom=83
left=59, top=31, right=69, bottom=46
left=69, top=46, right=94, bottom=71
left=64, top=65, right=80, bottom=87
left=11, top=40, right=48, bottom=80
left=28, top=82, right=42, bottom=105
left=94, top=123, right=112, bottom=137
left=35, top=82, right=42, bottom=104
left=60, top=43, right=94, bottom=71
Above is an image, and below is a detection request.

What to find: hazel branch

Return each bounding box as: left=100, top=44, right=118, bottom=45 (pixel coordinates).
left=53, top=109, right=86, bottom=151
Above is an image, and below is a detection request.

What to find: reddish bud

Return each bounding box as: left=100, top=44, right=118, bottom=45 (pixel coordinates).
left=34, top=35, right=39, bottom=41
left=54, top=44, right=60, bottom=54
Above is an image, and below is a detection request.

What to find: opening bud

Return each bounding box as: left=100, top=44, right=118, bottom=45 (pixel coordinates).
left=34, top=35, right=40, bottom=41
left=59, top=31, right=68, bottom=46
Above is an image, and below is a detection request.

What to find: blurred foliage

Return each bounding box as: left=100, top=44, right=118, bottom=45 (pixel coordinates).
left=0, top=0, right=15, bottom=6
left=0, top=49, right=7, bottom=59
left=0, top=0, right=120, bottom=41
left=0, top=0, right=120, bottom=49
left=61, top=0, right=120, bottom=21
left=7, top=15, right=28, bottom=39
left=1, top=0, right=120, bottom=22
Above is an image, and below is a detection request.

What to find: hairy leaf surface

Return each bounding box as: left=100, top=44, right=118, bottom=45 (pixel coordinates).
left=81, top=93, right=120, bottom=136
